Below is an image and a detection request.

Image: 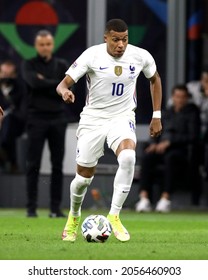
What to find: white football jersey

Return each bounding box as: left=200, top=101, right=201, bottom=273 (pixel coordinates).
left=65, top=43, right=156, bottom=119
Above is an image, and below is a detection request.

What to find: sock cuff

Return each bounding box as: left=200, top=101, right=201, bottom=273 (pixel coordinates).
left=75, top=173, right=94, bottom=186
left=117, top=149, right=136, bottom=168
left=117, top=149, right=135, bottom=161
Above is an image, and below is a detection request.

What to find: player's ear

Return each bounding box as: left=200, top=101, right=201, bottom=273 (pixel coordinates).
left=104, top=34, right=107, bottom=42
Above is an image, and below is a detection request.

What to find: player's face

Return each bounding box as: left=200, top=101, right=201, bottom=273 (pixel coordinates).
left=104, top=30, right=128, bottom=58
left=35, top=35, right=54, bottom=60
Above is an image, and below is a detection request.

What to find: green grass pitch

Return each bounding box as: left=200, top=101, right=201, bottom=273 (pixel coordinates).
left=0, top=209, right=208, bottom=260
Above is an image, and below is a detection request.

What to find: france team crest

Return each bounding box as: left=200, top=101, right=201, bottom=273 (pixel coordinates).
left=114, top=66, right=122, bottom=76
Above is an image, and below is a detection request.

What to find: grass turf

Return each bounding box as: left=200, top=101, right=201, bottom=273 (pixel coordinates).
left=0, top=209, right=208, bottom=260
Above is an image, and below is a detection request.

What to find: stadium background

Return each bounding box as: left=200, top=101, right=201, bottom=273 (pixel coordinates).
left=0, top=0, right=207, bottom=209
left=0, top=0, right=205, bottom=122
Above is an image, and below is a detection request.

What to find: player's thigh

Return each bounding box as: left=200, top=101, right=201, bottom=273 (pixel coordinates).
left=76, top=127, right=106, bottom=167
left=107, top=115, right=136, bottom=153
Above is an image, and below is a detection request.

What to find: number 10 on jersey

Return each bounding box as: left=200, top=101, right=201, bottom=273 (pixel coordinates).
left=112, top=83, right=124, bottom=96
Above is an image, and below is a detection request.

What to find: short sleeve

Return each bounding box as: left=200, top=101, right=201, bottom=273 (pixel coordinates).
left=65, top=48, right=92, bottom=83
left=142, top=50, right=157, bottom=79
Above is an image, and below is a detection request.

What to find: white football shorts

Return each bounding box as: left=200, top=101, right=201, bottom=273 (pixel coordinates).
left=75, top=111, right=137, bottom=167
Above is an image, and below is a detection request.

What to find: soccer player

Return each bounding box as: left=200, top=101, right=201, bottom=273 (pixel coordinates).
left=56, top=19, right=162, bottom=242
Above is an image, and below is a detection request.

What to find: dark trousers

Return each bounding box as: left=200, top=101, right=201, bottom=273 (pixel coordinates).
left=26, top=118, right=67, bottom=213
left=139, top=148, right=199, bottom=201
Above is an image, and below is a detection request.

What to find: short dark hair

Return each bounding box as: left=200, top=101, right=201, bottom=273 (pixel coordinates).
left=105, top=19, right=128, bottom=33
left=171, top=84, right=190, bottom=97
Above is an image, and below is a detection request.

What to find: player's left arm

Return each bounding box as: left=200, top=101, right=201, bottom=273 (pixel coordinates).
left=149, top=71, right=162, bottom=137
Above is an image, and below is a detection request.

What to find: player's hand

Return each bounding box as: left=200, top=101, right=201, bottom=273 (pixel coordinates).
left=149, top=118, right=162, bottom=137
left=62, top=90, right=75, bottom=104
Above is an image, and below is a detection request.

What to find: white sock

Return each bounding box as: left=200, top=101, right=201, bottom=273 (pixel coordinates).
left=109, top=149, right=135, bottom=215
left=70, top=173, right=93, bottom=216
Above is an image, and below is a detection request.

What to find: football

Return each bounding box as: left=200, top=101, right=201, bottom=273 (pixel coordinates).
left=81, top=214, right=112, bottom=243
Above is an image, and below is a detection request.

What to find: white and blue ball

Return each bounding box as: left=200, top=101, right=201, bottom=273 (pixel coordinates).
left=81, top=214, right=112, bottom=243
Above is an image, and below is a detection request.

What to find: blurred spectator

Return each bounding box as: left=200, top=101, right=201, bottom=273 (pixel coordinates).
left=135, top=84, right=201, bottom=213
left=0, top=106, right=3, bottom=126
left=0, top=60, right=26, bottom=173
left=21, top=30, right=69, bottom=218
left=187, top=66, right=208, bottom=179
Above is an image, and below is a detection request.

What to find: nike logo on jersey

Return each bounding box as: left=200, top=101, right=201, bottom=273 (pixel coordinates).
left=99, top=67, right=108, bottom=70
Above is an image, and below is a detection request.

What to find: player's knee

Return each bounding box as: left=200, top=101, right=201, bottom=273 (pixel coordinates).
left=117, top=149, right=136, bottom=169
left=71, top=173, right=94, bottom=194
left=75, top=173, right=93, bottom=187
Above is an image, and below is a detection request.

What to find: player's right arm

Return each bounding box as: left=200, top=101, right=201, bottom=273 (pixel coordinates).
left=57, top=47, right=93, bottom=104
left=56, top=75, right=75, bottom=104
